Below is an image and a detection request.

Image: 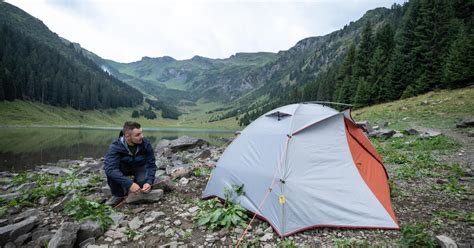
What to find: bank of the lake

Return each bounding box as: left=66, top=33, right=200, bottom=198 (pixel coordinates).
left=0, top=100, right=240, bottom=130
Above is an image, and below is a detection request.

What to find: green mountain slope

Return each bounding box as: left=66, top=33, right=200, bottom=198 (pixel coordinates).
left=0, top=2, right=143, bottom=110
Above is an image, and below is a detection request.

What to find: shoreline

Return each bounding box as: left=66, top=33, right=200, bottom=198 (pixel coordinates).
left=0, top=124, right=238, bottom=133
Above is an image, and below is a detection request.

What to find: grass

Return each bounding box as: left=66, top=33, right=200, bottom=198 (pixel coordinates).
left=353, top=87, right=474, bottom=130
left=0, top=100, right=240, bottom=130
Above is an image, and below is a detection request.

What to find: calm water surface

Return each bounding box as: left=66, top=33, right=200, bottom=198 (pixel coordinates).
left=0, top=127, right=234, bottom=172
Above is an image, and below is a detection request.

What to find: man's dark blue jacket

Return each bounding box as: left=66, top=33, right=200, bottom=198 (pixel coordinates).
left=104, top=134, right=157, bottom=190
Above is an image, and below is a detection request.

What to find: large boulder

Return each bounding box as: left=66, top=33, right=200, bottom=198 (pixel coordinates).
left=356, top=121, right=374, bottom=134
left=456, top=118, right=474, bottom=128
left=125, top=189, right=164, bottom=204
left=48, top=222, right=80, bottom=248
left=76, top=221, right=103, bottom=245
left=39, top=166, right=73, bottom=176
left=0, top=216, right=38, bottom=246
left=169, top=136, right=208, bottom=152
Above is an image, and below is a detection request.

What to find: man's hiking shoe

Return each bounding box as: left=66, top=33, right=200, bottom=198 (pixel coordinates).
left=105, top=196, right=125, bottom=207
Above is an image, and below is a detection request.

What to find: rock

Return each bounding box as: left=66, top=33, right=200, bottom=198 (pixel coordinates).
left=32, top=228, right=51, bottom=240
left=467, top=130, right=474, bottom=137
left=172, top=160, right=184, bottom=167
left=0, top=177, right=12, bottom=185
left=153, top=176, right=175, bottom=193
left=0, top=192, right=20, bottom=201
left=169, top=167, right=192, bottom=179
left=133, top=207, right=146, bottom=214
left=128, top=217, right=143, bottom=230
left=38, top=196, right=49, bottom=205
left=101, top=186, right=112, bottom=196
left=436, top=179, right=449, bottom=184
left=48, top=222, right=80, bottom=248
left=155, top=139, right=171, bottom=154
left=435, top=235, right=458, bottom=248
left=456, top=118, right=474, bottom=128
left=392, top=132, right=404, bottom=138
left=144, top=211, right=166, bottom=224
left=169, top=136, right=208, bottom=152
left=155, top=169, right=166, bottom=177
left=159, top=241, right=182, bottom=248
left=78, top=237, right=95, bottom=248
left=419, top=130, right=442, bottom=139
left=0, top=219, right=8, bottom=227
left=104, top=229, right=125, bottom=239
left=17, top=182, right=37, bottom=192
left=13, top=208, right=39, bottom=223
left=187, top=206, right=199, bottom=213
left=3, top=242, right=15, bottom=248
left=110, top=212, right=125, bottom=228
left=403, top=128, right=420, bottom=135
left=77, top=221, right=102, bottom=244
left=51, top=191, right=76, bottom=212
left=179, top=177, right=189, bottom=185
left=264, top=227, right=273, bottom=233
left=377, top=129, right=396, bottom=139
left=356, top=121, right=374, bottom=133
left=14, top=232, right=31, bottom=246
left=165, top=228, right=175, bottom=237
left=40, top=166, right=73, bottom=176
left=126, top=189, right=164, bottom=204
left=87, top=245, right=109, bottom=248
left=173, top=220, right=181, bottom=226
left=0, top=216, right=37, bottom=246
left=195, top=149, right=211, bottom=160
left=260, top=233, right=273, bottom=242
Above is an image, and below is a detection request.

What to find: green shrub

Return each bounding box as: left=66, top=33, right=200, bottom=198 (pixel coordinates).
left=64, top=195, right=114, bottom=230
left=196, top=198, right=248, bottom=229
left=432, top=178, right=467, bottom=194
left=196, top=185, right=248, bottom=230
left=193, top=167, right=212, bottom=177
left=334, top=239, right=369, bottom=248
left=277, top=238, right=301, bottom=248
left=239, top=237, right=260, bottom=248
left=435, top=210, right=474, bottom=224
left=400, top=224, right=436, bottom=247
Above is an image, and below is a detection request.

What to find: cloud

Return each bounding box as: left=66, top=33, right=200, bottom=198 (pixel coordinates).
left=5, top=0, right=406, bottom=62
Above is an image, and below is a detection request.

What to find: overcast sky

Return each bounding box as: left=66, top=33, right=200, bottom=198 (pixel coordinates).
left=6, top=0, right=406, bottom=63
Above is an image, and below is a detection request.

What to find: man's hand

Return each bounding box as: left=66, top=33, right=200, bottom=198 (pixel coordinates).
left=129, top=183, right=141, bottom=193
left=141, top=183, right=151, bottom=193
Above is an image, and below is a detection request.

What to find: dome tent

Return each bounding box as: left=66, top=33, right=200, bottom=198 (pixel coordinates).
left=202, top=103, right=399, bottom=236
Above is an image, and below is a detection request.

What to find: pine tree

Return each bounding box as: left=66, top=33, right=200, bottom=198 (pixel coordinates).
left=443, top=24, right=474, bottom=88
left=334, top=43, right=356, bottom=103
left=370, top=23, right=395, bottom=103
left=352, top=21, right=374, bottom=106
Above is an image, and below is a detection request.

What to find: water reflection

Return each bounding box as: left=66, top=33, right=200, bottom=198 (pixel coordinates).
left=0, top=127, right=234, bottom=172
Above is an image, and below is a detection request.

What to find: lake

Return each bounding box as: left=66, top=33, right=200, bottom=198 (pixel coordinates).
left=0, top=127, right=235, bottom=172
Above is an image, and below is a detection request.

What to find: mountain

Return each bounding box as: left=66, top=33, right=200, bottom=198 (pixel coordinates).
left=95, top=6, right=404, bottom=118
left=0, top=2, right=143, bottom=110
left=91, top=52, right=277, bottom=104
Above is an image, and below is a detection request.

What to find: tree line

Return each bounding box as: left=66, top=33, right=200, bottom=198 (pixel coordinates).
left=238, top=0, right=473, bottom=126
left=0, top=24, right=143, bottom=110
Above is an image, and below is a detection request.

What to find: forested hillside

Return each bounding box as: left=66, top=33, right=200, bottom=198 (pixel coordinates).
left=0, top=2, right=143, bottom=110
left=236, top=0, right=473, bottom=126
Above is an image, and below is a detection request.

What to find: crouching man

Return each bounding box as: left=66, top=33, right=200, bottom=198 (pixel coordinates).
left=104, top=121, right=157, bottom=206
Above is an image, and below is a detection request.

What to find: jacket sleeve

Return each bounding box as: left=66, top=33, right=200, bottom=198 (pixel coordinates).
left=104, top=144, right=133, bottom=189
left=144, top=141, right=157, bottom=185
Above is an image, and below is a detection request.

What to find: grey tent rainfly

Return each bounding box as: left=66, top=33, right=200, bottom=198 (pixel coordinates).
left=203, top=103, right=398, bottom=237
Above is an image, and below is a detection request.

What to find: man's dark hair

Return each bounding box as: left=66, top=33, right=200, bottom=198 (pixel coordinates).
left=123, top=121, right=141, bottom=135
